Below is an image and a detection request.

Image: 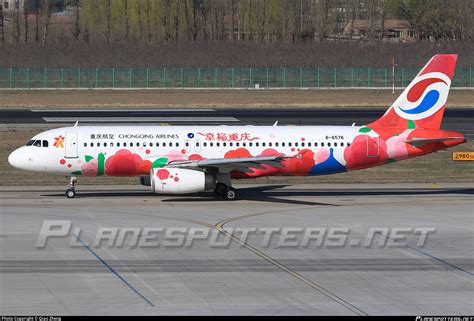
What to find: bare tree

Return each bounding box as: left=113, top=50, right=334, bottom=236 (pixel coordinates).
left=163, top=0, right=170, bottom=42
left=23, top=0, right=29, bottom=43
left=0, top=2, right=4, bottom=46
left=146, top=0, right=152, bottom=43
left=192, top=0, right=198, bottom=41
left=230, top=0, right=235, bottom=41
left=137, top=0, right=143, bottom=41
left=13, top=2, right=20, bottom=44
left=124, top=0, right=129, bottom=40
left=70, top=0, right=80, bottom=41
left=315, top=0, right=330, bottom=42
left=103, top=0, right=111, bottom=44
left=260, top=0, right=268, bottom=43
left=35, top=0, right=39, bottom=43
left=41, top=0, right=52, bottom=46
left=174, top=0, right=180, bottom=42
left=184, top=0, right=192, bottom=41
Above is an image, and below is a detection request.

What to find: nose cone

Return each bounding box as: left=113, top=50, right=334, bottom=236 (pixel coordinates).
left=8, top=148, right=26, bottom=169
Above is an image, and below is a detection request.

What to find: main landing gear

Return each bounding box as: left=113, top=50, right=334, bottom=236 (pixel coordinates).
left=214, top=182, right=237, bottom=200
left=65, top=176, right=77, bottom=198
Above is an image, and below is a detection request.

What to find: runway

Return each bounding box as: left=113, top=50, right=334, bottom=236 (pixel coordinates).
left=1, top=183, right=473, bottom=315
left=1, top=108, right=473, bottom=134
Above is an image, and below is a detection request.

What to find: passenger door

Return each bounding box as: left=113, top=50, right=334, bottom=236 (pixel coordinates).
left=65, top=132, right=78, bottom=158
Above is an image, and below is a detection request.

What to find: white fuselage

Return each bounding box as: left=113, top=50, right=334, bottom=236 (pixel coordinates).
left=9, top=125, right=363, bottom=176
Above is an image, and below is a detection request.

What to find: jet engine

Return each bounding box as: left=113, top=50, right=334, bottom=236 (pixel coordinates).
left=150, top=168, right=215, bottom=194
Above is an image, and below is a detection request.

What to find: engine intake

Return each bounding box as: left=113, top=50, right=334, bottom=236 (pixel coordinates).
left=150, top=168, right=215, bottom=194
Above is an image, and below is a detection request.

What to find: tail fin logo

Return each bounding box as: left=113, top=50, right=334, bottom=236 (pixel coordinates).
left=394, top=72, right=451, bottom=120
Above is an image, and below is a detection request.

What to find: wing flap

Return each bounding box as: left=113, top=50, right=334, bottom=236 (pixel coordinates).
left=168, top=155, right=287, bottom=172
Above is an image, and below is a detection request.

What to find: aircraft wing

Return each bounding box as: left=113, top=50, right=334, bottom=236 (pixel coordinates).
left=405, top=137, right=465, bottom=146
left=167, top=156, right=287, bottom=173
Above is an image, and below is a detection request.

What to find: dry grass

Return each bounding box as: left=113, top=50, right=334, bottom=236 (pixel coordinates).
left=0, top=89, right=473, bottom=109
left=1, top=128, right=472, bottom=186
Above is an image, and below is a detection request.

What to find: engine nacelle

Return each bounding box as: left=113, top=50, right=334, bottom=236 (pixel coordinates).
left=150, top=168, right=215, bottom=194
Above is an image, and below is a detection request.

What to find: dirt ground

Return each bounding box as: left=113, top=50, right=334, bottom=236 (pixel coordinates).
left=1, top=128, right=472, bottom=186
left=0, top=89, right=473, bottom=109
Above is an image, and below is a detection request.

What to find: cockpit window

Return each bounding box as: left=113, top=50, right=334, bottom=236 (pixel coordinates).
left=33, top=140, right=42, bottom=147
left=42, top=140, right=49, bottom=147
left=26, top=140, right=35, bottom=146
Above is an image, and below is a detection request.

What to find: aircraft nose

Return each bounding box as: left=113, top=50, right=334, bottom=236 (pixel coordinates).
left=8, top=148, right=26, bottom=169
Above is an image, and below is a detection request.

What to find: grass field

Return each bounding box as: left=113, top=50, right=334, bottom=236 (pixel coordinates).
left=1, top=127, right=472, bottom=186
left=0, top=89, right=473, bottom=109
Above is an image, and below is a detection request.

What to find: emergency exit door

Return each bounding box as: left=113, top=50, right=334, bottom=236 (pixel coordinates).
left=366, top=136, right=380, bottom=158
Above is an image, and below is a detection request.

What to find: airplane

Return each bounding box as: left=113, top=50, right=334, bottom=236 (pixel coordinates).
left=8, top=54, right=466, bottom=200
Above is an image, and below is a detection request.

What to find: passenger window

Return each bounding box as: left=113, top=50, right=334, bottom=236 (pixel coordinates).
left=288, top=142, right=292, bottom=147
left=275, top=142, right=279, bottom=147
left=334, top=142, right=337, bottom=147
left=110, top=142, right=114, bottom=147
left=262, top=142, right=266, bottom=147
left=269, top=142, right=272, bottom=147
left=301, top=142, right=304, bottom=147
left=216, top=142, right=220, bottom=147
left=236, top=142, right=239, bottom=147
left=249, top=142, right=252, bottom=147
left=242, top=142, right=246, bottom=147
left=210, top=142, right=214, bottom=147
left=223, top=142, right=227, bottom=147
left=136, top=142, right=140, bottom=147
left=91, top=142, right=94, bottom=147
left=229, top=142, right=233, bottom=147
left=282, top=142, right=285, bottom=147
left=123, top=142, right=127, bottom=147
left=84, top=142, right=87, bottom=147
left=340, top=142, right=344, bottom=147
left=315, top=142, right=318, bottom=147
left=104, top=142, right=108, bottom=147
left=176, top=142, right=179, bottom=147
left=256, top=142, right=259, bottom=147
left=321, top=142, right=325, bottom=147
left=347, top=142, right=351, bottom=146
left=97, top=142, right=101, bottom=147
left=308, top=142, right=311, bottom=147
left=169, top=142, right=172, bottom=147
left=117, top=142, right=120, bottom=147
left=295, top=142, right=298, bottom=147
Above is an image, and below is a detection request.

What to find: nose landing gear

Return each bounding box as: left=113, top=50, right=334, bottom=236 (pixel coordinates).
left=65, top=176, right=77, bottom=198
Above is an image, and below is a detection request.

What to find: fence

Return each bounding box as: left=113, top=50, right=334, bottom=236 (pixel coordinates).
left=0, top=67, right=472, bottom=89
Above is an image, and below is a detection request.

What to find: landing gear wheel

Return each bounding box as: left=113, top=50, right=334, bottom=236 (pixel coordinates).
left=224, top=187, right=237, bottom=200
left=66, top=189, right=76, bottom=198
left=65, top=176, right=77, bottom=199
left=214, top=183, right=227, bottom=195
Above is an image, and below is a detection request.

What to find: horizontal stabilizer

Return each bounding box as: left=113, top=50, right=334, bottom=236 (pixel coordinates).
left=405, top=137, right=464, bottom=146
